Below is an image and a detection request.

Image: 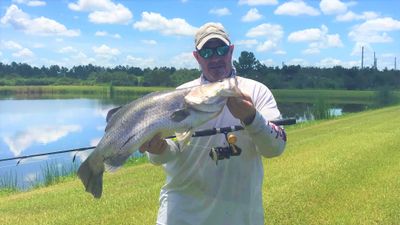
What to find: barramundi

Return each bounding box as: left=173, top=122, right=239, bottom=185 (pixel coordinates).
left=77, top=77, right=241, bottom=198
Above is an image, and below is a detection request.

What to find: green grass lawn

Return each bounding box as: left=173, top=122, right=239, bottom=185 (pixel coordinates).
left=0, top=106, right=399, bottom=225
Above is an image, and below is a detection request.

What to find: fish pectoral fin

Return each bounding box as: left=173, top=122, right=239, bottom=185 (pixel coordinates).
left=175, top=129, right=193, bottom=148
left=170, top=109, right=190, bottom=122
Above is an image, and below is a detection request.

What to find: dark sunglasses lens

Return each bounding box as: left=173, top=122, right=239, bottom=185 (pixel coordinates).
left=199, top=48, right=213, bottom=59
left=216, top=46, right=229, bottom=56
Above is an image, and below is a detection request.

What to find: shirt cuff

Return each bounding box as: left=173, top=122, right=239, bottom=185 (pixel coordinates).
left=146, top=139, right=177, bottom=165
left=242, top=110, right=266, bottom=134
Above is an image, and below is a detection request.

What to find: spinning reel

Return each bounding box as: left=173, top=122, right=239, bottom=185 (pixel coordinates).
left=209, top=131, right=242, bottom=164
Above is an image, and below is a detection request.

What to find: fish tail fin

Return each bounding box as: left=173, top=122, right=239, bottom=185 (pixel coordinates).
left=77, top=154, right=105, bottom=198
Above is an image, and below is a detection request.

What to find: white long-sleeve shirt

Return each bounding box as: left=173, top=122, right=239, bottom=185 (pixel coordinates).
left=147, top=75, right=287, bottom=225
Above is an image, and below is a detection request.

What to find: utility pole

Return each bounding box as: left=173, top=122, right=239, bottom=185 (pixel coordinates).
left=395, top=57, right=397, bottom=70
left=361, top=46, right=364, bottom=69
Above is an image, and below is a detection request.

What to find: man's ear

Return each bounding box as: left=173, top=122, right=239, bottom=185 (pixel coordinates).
left=193, top=51, right=200, bottom=62
left=229, top=45, right=235, bottom=55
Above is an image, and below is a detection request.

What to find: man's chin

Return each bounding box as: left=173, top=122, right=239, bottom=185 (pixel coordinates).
left=207, top=73, right=228, bottom=82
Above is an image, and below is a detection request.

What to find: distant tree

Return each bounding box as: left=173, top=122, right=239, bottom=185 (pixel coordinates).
left=233, top=51, right=261, bottom=78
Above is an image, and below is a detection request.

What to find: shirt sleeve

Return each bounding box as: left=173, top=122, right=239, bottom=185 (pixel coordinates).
left=243, top=81, right=287, bottom=158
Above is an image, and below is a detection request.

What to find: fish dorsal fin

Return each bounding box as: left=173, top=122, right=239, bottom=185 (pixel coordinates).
left=175, top=129, right=193, bottom=148
left=106, top=106, right=122, bottom=123
left=170, top=109, right=190, bottom=122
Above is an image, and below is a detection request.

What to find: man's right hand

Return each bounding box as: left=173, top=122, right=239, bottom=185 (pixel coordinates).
left=139, top=133, right=167, bottom=154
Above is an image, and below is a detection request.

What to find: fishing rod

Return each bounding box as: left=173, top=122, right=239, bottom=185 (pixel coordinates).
left=0, top=118, right=296, bottom=163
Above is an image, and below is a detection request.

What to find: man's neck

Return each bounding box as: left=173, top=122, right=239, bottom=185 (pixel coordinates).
left=201, top=69, right=236, bottom=83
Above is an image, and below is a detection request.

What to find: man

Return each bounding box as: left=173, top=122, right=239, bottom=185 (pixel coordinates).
left=139, top=22, right=287, bottom=225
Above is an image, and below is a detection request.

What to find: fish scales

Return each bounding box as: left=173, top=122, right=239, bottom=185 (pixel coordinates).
left=77, top=77, right=241, bottom=198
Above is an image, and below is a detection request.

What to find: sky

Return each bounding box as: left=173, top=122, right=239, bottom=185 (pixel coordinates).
left=0, top=0, right=399, bottom=70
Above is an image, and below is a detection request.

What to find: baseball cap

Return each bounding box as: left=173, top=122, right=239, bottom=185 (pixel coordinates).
left=195, top=22, right=231, bottom=50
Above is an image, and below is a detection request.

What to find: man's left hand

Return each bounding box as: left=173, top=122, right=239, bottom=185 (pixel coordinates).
left=227, top=94, right=256, bottom=125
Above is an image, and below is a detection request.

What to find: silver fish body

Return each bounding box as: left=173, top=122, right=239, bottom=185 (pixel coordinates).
left=77, top=77, right=241, bottom=198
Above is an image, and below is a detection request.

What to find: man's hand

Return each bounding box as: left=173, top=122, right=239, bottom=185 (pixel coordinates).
left=139, top=133, right=167, bottom=154
left=227, top=93, right=256, bottom=125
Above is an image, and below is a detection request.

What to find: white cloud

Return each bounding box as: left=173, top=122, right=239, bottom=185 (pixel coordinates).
left=287, top=58, right=309, bottom=66
left=256, top=40, right=277, bottom=52
left=133, top=12, right=197, bottom=36
left=95, top=31, right=121, bottom=38
left=169, top=52, right=197, bottom=69
left=246, top=23, right=283, bottom=52
left=141, top=40, right=157, bottom=45
left=126, top=55, right=155, bottom=68
left=59, top=46, right=78, bottom=54
left=350, top=42, right=372, bottom=56
left=68, top=0, right=132, bottom=24
left=242, top=8, right=262, bottom=22
left=349, top=17, right=400, bottom=43
left=288, top=27, right=326, bottom=42
left=274, top=50, right=286, bottom=55
left=32, top=43, right=44, bottom=48
left=90, top=137, right=101, bottom=147
left=275, top=0, right=320, bottom=16
left=317, top=58, right=359, bottom=69
left=336, top=11, right=379, bottom=22
left=209, top=7, right=231, bottom=16
left=93, top=44, right=120, bottom=56
left=1, top=40, right=34, bottom=59
left=95, top=31, right=107, bottom=36
left=302, top=48, right=320, bottom=55
left=1, top=5, right=80, bottom=36
left=288, top=25, right=343, bottom=54
left=2, top=40, right=23, bottom=50
left=260, top=59, right=275, bottom=66
left=318, top=57, right=342, bottom=67
left=238, top=0, right=278, bottom=6
left=12, top=48, right=34, bottom=58
left=236, top=39, right=258, bottom=48
left=246, top=23, right=284, bottom=41
left=57, top=51, right=96, bottom=67
left=12, top=0, right=46, bottom=7
left=320, top=0, right=347, bottom=15
left=3, top=125, right=81, bottom=156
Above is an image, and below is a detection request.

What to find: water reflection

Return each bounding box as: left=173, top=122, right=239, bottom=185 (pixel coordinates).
left=0, top=99, right=117, bottom=189
left=0, top=96, right=373, bottom=189
left=278, top=102, right=372, bottom=122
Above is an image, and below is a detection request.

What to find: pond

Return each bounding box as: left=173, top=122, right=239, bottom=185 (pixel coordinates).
left=0, top=93, right=374, bottom=189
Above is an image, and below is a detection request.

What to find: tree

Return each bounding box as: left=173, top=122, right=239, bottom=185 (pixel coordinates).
left=233, top=51, right=261, bottom=78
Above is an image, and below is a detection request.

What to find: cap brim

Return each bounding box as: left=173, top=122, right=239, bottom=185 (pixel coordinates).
left=196, top=34, right=230, bottom=50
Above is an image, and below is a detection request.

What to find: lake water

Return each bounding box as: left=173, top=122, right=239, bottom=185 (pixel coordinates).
left=0, top=95, right=372, bottom=189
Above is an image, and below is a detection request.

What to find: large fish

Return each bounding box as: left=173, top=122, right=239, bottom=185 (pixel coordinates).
left=77, top=77, right=241, bottom=198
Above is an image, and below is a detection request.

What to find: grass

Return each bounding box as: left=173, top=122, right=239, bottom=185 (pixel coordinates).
left=273, top=89, right=400, bottom=104
left=0, top=85, right=172, bottom=99
left=0, top=106, right=399, bottom=224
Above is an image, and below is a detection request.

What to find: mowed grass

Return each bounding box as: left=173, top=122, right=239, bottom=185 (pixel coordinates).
left=0, top=106, right=399, bottom=225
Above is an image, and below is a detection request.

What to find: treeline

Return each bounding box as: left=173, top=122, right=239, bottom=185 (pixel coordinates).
left=0, top=51, right=399, bottom=90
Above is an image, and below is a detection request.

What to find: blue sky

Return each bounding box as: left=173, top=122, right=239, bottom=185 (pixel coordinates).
left=0, top=0, right=399, bottom=70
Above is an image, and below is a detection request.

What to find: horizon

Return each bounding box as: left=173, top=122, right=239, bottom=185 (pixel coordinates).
left=0, top=0, right=399, bottom=70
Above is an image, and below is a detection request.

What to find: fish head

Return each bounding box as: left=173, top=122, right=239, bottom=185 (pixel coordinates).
left=184, top=77, right=242, bottom=112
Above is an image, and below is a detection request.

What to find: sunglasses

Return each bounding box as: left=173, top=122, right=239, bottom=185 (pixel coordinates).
left=198, top=45, right=230, bottom=59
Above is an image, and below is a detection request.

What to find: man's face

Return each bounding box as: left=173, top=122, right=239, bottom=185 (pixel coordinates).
left=193, top=38, right=234, bottom=82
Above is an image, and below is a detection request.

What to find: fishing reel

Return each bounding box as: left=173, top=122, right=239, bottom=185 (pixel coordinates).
left=209, top=132, right=242, bottom=164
